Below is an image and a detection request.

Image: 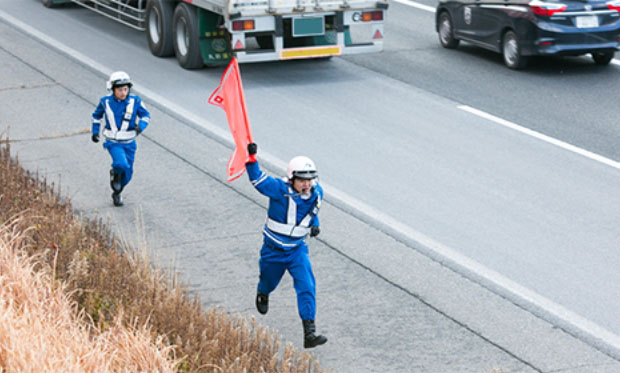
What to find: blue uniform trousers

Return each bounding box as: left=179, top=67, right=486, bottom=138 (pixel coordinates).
left=104, top=141, right=136, bottom=189
left=258, top=242, right=316, bottom=321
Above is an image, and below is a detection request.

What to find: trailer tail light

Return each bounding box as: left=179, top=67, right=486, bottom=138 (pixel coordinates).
left=529, top=0, right=567, bottom=15
left=361, top=11, right=383, bottom=21
left=607, top=0, right=620, bottom=11
left=232, top=20, right=255, bottom=31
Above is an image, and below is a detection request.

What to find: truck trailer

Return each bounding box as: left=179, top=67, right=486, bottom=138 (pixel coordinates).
left=41, top=0, right=388, bottom=68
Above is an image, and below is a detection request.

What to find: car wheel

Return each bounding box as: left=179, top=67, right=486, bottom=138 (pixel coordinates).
left=502, top=30, right=528, bottom=70
left=146, top=0, right=175, bottom=57
left=438, top=12, right=459, bottom=49
left=592, top=51, right=614, bottom=65
left=173, top=3, right=204, bottom=69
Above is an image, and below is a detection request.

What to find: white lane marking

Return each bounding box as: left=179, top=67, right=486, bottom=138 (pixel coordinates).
left=4, top=6, right=620, bottom=358
left=392, top=0, right=620, bottom=169
left=459, top=105, right=620, bottom=170
left=393, top=0, right=620, bottom=65
left=392, top=0, right=436, bottom=13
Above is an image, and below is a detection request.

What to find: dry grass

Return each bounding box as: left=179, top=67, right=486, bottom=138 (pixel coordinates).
left=0, top=138, right=325, bottom=373
left=0, top=223, right=178, bottom=372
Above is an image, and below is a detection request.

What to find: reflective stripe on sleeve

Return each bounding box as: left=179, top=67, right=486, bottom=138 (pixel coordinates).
left=252, top=172, right=268, bottom=186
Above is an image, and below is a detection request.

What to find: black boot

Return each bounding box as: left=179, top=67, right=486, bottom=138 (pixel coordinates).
left=109, top=168, right=122, bottom=194
left=303, top=320, right=327, bottom=348
left=109, top=169, right=124, bottom=206
left=112, top=192, right=124, bottom=207
left=256, top=292, right=269, bottom=315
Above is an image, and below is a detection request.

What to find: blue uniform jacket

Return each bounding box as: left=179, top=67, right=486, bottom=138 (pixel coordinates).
left=247, top=161, right=323, bottom=249
left=91, top=94, right=150, bottom=140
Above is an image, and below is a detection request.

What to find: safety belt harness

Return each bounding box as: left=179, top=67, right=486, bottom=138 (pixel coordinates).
left=103, top=98, right=137, bottom=141
left=266, top=187, right=320, bottom=238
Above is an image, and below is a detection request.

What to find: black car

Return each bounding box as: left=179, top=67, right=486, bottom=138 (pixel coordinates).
left=436, top=0, right=620, bottom=68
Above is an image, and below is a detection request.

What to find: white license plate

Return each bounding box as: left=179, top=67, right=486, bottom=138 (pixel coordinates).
left=575, top=15, right=599, bottom=28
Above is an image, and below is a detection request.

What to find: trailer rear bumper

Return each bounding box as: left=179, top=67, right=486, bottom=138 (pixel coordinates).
left=234, top=39, right=383, bottom=63
left=230, top=10, right=385, bottom=63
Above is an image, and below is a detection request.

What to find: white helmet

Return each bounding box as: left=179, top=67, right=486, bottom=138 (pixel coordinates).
left=287, top=156, right=317, bottom=180
left=106, top=71, right=132, bottom=91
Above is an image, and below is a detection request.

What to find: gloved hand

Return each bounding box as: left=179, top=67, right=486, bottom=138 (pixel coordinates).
left=135, top=126, right=142, bottom=135
left=248, top=142, right=257, bottom=155
left=310, top=226, right=320, bottom=237
left=91, top=134, right=99, bottom=143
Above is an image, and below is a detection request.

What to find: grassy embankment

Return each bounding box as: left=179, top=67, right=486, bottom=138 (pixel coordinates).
left=0, top=139, right=325, bottom=372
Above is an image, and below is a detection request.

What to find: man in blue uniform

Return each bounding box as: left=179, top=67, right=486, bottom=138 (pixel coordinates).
left=246, top=142, right=327, bottom=349
left=91, top=71, right=150, bottom=206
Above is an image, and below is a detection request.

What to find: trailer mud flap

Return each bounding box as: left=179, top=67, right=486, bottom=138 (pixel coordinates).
left=312, top=30, right=338, bottom=46
left=198, top=9, right=232, bottom=65
left=344, top=26, right=353, bottom=46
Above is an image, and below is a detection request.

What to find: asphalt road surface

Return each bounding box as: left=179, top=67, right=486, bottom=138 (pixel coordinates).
left=2, top=0, right=620, bottom=371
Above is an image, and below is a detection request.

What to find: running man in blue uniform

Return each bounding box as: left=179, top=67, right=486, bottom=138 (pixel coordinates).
left=246, top=142, right=327, bottom=349
left=91, top=71, right=150, bottom=206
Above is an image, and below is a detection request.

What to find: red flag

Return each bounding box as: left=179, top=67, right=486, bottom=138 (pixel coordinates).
left=208, top=57, right=254, bottom=182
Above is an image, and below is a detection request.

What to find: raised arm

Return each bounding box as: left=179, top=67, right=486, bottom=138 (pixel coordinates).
left=246, top=143, right=286, bottom=199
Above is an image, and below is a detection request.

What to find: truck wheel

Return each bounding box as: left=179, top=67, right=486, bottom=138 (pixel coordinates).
left=502, top=30, right=528, bottom=70
left=438, top=12, right=459, bottom=49
left=172, top=3, right=204, bottom=69
left=146, top=0, right=174, bottom=57
left=592, top=51, right=614, bottom=65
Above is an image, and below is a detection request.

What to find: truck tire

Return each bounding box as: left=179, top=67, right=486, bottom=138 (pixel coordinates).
left=172, top=3, right=204, bottom=69
left=146, top=0, right=175, bottom=57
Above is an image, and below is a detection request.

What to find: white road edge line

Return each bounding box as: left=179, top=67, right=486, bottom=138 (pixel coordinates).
left=392, top=0, right=436, bottom=13
left=392, top=0, right=620, bottom=66
left=3, top=7, right=620, bottom=358
left=0, top=11, right=234, bottom=146
left=459, top=105, right=620, bottom=170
